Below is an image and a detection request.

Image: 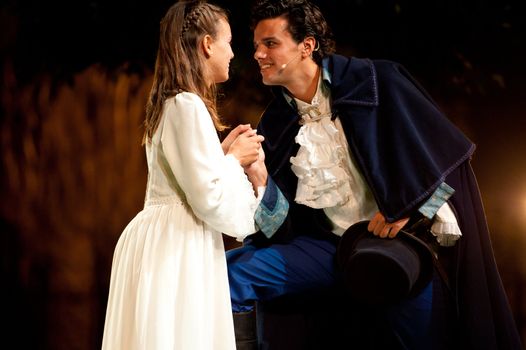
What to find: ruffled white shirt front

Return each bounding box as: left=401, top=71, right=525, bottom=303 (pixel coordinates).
left=290, top=76, right=378, bottom=235
left=290, top=87, right=351, bottom=209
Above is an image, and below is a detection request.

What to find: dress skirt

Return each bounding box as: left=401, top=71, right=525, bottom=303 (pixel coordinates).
left=102, top=196, right=236, bottom=350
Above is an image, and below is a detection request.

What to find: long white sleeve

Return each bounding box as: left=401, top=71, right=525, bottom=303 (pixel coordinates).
left=159, top=92, right=257, bottom=239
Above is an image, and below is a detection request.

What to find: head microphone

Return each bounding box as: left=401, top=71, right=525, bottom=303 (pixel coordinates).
left=278, top=51, right=302, bottom=74
left=277, top=41, right=319, bottom=74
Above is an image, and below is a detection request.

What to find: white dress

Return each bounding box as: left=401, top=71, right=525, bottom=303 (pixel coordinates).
left=102, top=92, right=258, bottom=350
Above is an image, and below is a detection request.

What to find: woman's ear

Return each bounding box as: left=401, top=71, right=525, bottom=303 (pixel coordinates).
left=201, top=34, right=213, bottom=58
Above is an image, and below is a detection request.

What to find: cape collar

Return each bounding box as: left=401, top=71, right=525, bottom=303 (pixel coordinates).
left=279, top=55, right=379, bottom=109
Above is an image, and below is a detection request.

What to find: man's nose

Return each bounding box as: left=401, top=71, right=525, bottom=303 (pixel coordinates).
left=254, top=47, right=266, bottom=61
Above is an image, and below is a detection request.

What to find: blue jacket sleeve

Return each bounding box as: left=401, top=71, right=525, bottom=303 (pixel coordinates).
left=254, top=176, right=289, bottom=238
left=418, top=182, right=455, bottom=219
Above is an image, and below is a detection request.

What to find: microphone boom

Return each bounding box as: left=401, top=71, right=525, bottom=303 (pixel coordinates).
left=278, top=52, right=302, bottom=74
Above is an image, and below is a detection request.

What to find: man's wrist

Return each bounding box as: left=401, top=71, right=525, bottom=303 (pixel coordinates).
left=249, top=173, right=267, bottom=188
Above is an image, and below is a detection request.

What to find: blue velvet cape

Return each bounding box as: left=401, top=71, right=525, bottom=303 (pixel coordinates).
left=257, top=55, right=522, bottom=349
left=260, top=55, right=474, bottom=221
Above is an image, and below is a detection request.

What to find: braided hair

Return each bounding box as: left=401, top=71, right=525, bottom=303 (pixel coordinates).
left=144, top=0, right=229, bottom=144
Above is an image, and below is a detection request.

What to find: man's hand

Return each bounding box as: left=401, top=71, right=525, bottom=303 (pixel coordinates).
left=367, top=212, right=410, bottom=238
left=244, top=147, right=268, bottom=194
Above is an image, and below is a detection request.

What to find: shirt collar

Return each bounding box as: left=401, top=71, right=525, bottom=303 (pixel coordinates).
left=282, top=60, right=332, bottom=109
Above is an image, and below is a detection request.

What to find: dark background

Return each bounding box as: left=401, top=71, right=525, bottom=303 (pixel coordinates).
left=1, top=0, right=525, bottom=348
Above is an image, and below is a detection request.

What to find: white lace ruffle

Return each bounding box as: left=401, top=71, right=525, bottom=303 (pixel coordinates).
left=430, top=203, right=462, bottom=247
left=290, top=115, right=352, bottom=208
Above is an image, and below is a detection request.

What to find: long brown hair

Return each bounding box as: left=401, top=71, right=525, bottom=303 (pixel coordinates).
left=143, top=0, right=228, bottom=144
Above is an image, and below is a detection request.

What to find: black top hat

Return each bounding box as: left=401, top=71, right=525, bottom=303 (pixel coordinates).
left=336, top=220, right=434, bottom=305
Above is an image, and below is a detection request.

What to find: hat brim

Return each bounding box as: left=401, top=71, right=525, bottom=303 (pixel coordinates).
left=336, top=220, right=434, bottom=305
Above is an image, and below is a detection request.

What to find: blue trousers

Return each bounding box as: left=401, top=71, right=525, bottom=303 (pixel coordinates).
left=227, top=235, right=456, bottom=349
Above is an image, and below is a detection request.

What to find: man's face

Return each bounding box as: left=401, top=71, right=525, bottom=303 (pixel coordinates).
left=253, top=16, right=304, bottom=86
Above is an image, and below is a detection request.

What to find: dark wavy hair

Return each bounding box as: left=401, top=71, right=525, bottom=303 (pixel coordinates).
left=251, top=0, right=335, bottom=65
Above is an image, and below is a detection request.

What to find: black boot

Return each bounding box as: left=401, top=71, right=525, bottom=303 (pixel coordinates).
left=233, top=310, right=258, bottom=350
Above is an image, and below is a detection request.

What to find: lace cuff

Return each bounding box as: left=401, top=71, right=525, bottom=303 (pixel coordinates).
left=430, top=203, right=462, bottom=247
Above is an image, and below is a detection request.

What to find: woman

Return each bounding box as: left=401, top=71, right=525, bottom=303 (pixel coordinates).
left=102, top=1, right=263, bottom=349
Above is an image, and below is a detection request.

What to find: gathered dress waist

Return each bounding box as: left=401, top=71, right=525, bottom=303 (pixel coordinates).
left=144, top=195, right=185, bottom=207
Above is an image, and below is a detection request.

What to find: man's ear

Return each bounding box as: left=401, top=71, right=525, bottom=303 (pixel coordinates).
left=201, top=34, right=213, bottom=58
left=302, top=36, right=317, bottom=56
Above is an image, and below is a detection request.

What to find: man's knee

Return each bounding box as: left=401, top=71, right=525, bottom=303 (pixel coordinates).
left=227, top=245, right=288, bottom=312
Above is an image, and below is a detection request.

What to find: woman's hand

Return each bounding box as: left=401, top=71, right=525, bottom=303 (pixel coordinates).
left=221, top=124, right=252, bottom=155
left=227, top=127, right=264, bottom=167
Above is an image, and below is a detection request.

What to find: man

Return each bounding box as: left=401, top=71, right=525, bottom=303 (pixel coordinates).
left=228, top=0, right=522, bottom=349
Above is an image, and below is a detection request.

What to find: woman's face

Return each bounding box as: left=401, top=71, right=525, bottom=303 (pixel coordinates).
left=207, top=17, right=234, bottom=83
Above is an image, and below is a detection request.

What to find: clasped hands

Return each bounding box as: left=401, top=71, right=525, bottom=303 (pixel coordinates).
left=222, top=124, right=268, bottom=191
